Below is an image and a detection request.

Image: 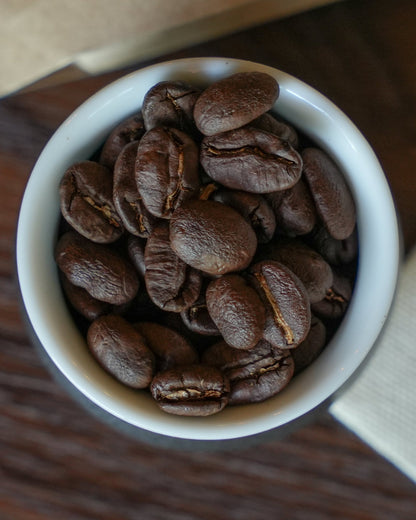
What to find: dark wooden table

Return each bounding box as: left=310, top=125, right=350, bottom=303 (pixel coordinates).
left=1, top=1, right=416, bottom=518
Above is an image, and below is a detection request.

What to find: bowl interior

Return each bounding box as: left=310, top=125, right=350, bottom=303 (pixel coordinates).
left=16, top=57, right=400, bottom=440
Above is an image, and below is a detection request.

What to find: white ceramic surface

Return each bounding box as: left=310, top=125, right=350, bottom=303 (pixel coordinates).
left=16, top=58, right=400, bottom=440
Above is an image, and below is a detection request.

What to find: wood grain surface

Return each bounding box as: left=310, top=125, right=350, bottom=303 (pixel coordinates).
left=1, top=1, right=416, bottom=518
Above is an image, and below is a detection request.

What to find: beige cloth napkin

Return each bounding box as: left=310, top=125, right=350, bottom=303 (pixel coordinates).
left=331, top=246, right=416, bottom=483
left=0, top=0, right=337, bottom=97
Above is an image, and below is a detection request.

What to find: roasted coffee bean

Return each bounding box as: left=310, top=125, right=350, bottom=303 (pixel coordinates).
left=202, top=339, right=294, bottom=405
left=180, top=292, right=221, bottom=336
left=302, top=147, right=356, bottom=240
left=263, top=239, right=333, bottom=304
left=160, top=310, right=220, bottom=350
left=144, top=222, right=202, bottom=312
left=309, top=225, right=358, bottom=265
left=291, top=315, right=326, bottom=374
left=60, top=273, right=113, bottom=321
left=113, top=141, right=157, bottom=237
left=250, top=112, right=299, bottom=149
left=59, top=160, right=123, bottom=243
left=311, top=272, right=353, bottom=319
left=194, top=72, right=279, bottom=136
left=206, top=274, right=266, bottom=350
left=142, top=81, right=201, bottom=134
left=87, top=314, right=154, bottom=388
left=150, top=364, right=230, bottom=416
left=55, top=231, right=139, bottom=305
left=134, top=322, right=198, bottom=371
left=249, top=260, right=311, bottom=349
left=169, top=199, right=257, bottom=275
left=127, top=235, right=147, bottom=278
left=200, top=127, right=303, bottom=193
left=136, top=127, right=200, bottom=219
left=266, top=178, right=317, bottom=236
left=99, top=114, right=145, bottom=171
left=212, top=188, right=276, bottom=243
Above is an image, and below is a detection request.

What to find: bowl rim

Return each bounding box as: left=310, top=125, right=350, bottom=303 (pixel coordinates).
left=16, top=57, right=401, bottom=440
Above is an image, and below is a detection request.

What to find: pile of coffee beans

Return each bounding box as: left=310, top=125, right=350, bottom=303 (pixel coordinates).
left=55, top=71, right=357, bottom=417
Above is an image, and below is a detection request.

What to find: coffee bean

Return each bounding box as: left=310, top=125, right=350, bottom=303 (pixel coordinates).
left=55, top=231, right=139, bottom=305
left=144, top=222, right=202, bottom=312
left=212, top=188, right=276, bottom=243
left=60, top=273, right=113, bottom=321
left=99, top=114, right=145, bottom=171
left=180, top=292, right=221, bottom=337
left=262, top=238, right=333, bottom=304
left=134, top=321, right=198, bottom=371
left=202, top=339, right=294, bottom=405
left=160, top=310, right=220, bottom=349
left=291, top=315, right=326, bottom=374
left=59, top=160, right=123, bottom=243
left=126, top=235, right=146, bottom=278
left=150, top=365, right=230, bottom=416
left=170, top=199, right=257, bottom=275
left=136, top=127, right=200, bottom=219
left=206, top=274, right=266, bottom=350
left=266, top=178, right=317, bottom=236
left=194, top=71, right=279, bottom=136
left=249, top=260, right=311, bottom=349
left=250, top=112, right=299, bottom=149
left=302, top=147, right=356, bottom=240
left=200, top=127, right=303, bottom=193
left=142, top=80, right=201, bottom=134
left=113, top=141, right=157, bottom=237
left=309, top=225, right=358, bottom=265
left=311, top=272, right=353, bottom=319
left=87, top=314, right=154, bottom=388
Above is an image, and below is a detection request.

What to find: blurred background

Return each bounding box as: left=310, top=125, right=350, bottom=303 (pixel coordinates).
left=1, top=0, right=337, bottom=97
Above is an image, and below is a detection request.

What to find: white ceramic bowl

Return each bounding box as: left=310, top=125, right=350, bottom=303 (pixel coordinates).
left=16, top=58, right=400, bottom=441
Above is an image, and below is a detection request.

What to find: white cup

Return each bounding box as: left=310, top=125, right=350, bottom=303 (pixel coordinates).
left=16, top=58, right=400, bottom=441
